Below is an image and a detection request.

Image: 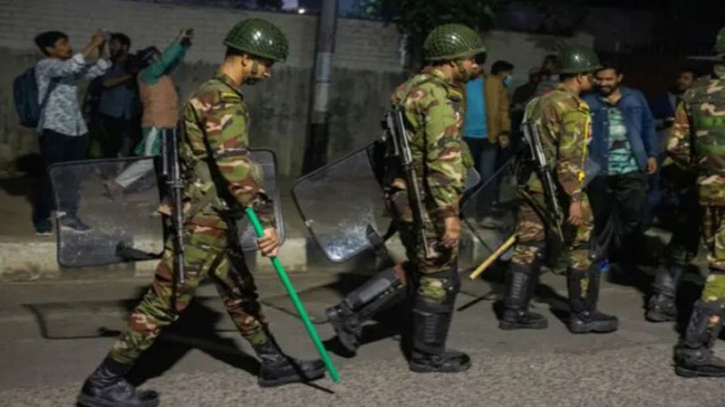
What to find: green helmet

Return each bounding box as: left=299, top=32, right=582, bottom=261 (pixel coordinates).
left=223, top=19, right=289, bottom=63
left=557, top=45, right=602, bottom=74
left=423, top=24, right=487, bottom=62
left=715, top=26, right=725, bottom=55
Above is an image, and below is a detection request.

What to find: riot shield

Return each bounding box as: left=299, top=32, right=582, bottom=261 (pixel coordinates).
left=50, top=150, right=283, bottom=268
left=293, top=142, right=482, bottom=263
left=460, top=155, right=520, bottom=269
left=49, top=157, right=164, bottom=267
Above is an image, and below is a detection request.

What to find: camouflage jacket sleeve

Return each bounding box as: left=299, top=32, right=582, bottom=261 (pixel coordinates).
left=193, top=85, right=275, bottom=228
left=546, top=96, right=589, bottom=202
left=666, top=100, right=692, bottom=169
left=419, top=83, right=465, bottom=218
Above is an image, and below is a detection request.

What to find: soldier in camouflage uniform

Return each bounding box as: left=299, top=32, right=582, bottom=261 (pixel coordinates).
left=325, top=24, right=484, bottom=373
left=77, top=19, right=325, bottom=407
left=498, top=46, right=619, bottom=334
left=671, top=27, right=725, bottom=378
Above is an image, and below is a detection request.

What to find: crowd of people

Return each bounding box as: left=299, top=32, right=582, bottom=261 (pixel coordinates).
left=13, top=17, right=725, bottom=407
left=27, top=28, right=192, bottom=235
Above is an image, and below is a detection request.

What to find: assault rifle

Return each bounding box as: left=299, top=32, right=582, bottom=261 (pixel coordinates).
left=521, top=99, right=565, bottom=240
left=162, top=130, right=186, bottom=285
left=384, top=107, right=434, bottom=258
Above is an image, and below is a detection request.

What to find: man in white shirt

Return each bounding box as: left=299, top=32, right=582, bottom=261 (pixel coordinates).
left=32, top=29, right=109, bottom=235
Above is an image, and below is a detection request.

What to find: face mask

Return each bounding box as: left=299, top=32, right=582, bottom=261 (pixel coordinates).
left=504, top=75, right=513, bottom=87
left=244, top=59, right=261, bottom=86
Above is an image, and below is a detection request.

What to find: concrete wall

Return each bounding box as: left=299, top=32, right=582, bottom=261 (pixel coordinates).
left=0, top=0, right=592, bottom=176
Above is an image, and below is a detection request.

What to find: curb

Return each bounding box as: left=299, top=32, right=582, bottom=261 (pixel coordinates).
left=0, top=237, right=313, bottom=281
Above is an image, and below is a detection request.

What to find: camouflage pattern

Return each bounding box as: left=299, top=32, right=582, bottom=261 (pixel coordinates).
left=667, top=68, right=725, bottom=274
left=513, top=85, right=595, bottom=272
left=110, top=224, right=268, bottom=365
left=179, top=73, right=276, bottom=230
left=108, top=73, right=276, bottom=365
left=715, top=26, right=725, bottom=56
left=666, top=65, right=725, bottom=307
left=385, top=67, right=467, bottom=304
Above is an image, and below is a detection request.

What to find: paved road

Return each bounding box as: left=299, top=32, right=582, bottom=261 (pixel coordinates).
left=1, top=269, right=724, bottom=407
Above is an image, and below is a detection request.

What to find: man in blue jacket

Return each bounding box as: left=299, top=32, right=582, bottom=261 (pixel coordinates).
left=584, top=60, right=657, bottom=278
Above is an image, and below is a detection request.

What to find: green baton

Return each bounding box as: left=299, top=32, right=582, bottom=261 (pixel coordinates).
left=245, top=208, right=340, bottom=383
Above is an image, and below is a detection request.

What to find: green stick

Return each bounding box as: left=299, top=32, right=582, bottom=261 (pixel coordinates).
left=245, top=208, right=341, bottom=383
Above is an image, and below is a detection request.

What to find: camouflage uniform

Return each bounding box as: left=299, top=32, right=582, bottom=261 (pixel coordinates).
left=110, top=73, right=276, bottom=364
left=78, top=19, right=325, bottom=407
left=512, top=84, right=594, bottom=272
left=500, top=45, right=618, bottom=334
left=670, top=31, right=725, bottom=376
left=385, top=67, right=468, bottom=304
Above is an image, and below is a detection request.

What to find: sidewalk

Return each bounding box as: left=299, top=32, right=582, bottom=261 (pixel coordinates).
left=0, top=176, right=409, bottom=281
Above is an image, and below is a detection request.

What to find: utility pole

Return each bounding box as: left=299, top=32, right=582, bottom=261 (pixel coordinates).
left=302, top=0, right=338, bottom=173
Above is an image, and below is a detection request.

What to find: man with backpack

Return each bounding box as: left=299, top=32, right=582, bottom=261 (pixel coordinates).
left=27, top=29, right=110, bottom=235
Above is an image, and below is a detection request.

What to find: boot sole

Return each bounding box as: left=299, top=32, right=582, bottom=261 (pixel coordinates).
left=499, top=320, right=548, bottom=330
left=325, top=307, right=359, bottom=355
left=645, top=312, right=676, bottom=323
left=675, top=366, right=725, bottom=378
left=568, top=322, right=619, bottom=334
left=409, top=361, right=472, bottom=374
left=77, top=394, right=159, bottom=407
left=258, top=366, right=326, bottom=388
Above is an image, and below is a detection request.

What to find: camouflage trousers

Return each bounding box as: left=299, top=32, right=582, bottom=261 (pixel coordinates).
left=512, top=191, right=594, bottom=272
left=109, top=222, right=269, bottom=365
left=396, top=219, right=459, bottom=306
left=700, top=206, right=725, bottom=303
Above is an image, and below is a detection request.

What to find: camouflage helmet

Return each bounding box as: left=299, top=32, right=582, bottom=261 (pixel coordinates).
left=223, top=19, right=289, bottom=62
left=423, top=24, right=487, bottom=62
left=557, top=45, right=602, bottom=74
left=715, top=26, right=725, bottom=56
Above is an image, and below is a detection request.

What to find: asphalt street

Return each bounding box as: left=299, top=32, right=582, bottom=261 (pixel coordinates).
left=1, top=268, right=724, bottom=407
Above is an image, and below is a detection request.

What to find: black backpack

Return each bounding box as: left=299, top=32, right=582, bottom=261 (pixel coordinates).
left=13, top=67, right=54, bottom=129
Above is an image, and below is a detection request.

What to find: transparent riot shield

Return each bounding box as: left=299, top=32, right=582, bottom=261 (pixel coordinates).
left=293, top=142, right=482, bottom=263
left=50, top=150, right=283, bottom=268
left=460, top=155, right=520, bottom=270
left=49, top=157, right=164, bottom=267
left=293, top=144, right=389, bottom=263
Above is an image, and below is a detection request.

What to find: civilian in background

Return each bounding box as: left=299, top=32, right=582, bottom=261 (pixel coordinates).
left=584, top=60, right=657, bottom=279
left=645, top=67, right=697, bottom=226
left=93, top=33, right=142, bottom=158
left=534, top=54, right=558, bottom=96
left=105, top=29, right=193, bottom=198
left=33, top=29, right=109, bottom=235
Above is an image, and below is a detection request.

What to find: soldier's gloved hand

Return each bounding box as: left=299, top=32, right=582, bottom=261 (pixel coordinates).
left=258, top=227, right=280, bottom=257
left=568, top=202, right=584, bottom=227
left=442, top=216, right=461, bottom=248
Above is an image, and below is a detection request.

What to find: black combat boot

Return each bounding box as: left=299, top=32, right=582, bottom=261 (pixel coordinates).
left=253, top=337, right=326, bottom=387
left=499, top=262, right=548, bottom=330
left=646, top=262, right=683, bottom=323
left=409, top=300, right=471, bottom=373
left=675, top=300, right=725, bottom=378
left=326, top=267, right=407, bottom=355
left=77, top=356, right=159, bottom=407
left=567, top=265, right=619, bottom=334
